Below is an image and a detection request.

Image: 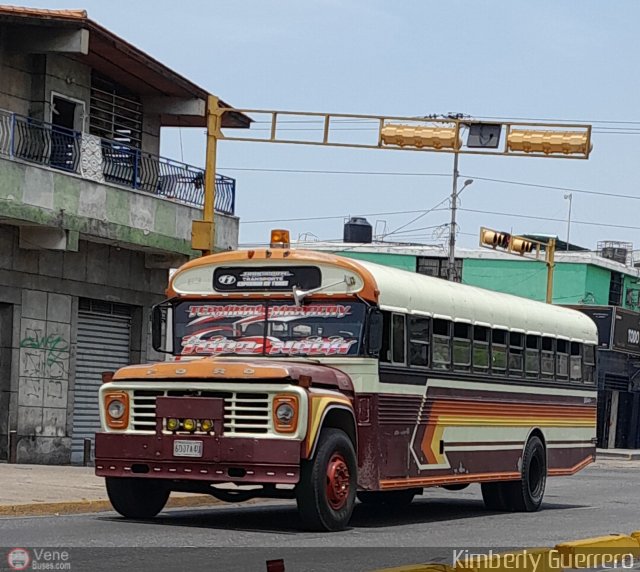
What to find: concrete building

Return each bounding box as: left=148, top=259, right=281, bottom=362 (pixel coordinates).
left=299, top=226, right=640, bottom=450
left=0, top=6, right=248, bottom=463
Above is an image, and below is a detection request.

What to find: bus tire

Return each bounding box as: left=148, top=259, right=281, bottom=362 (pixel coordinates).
left=106, top=477, right=169, bottom=519
left=481, top=482, right=508, bottom=511
left=296, top=428, right=357, bottom=532
left=504, top=435, right=547, bottom=512
left=357, top=488, right=419, bottom=506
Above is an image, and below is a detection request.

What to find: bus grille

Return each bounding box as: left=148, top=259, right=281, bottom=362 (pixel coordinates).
left=130, top=389, right=271, bottom=435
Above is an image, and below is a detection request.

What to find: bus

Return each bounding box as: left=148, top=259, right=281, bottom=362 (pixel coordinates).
left=95, top=233, right=598, bottom=531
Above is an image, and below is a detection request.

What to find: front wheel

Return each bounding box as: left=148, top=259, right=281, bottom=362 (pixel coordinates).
left=106, top=477, right=169, bottom=519
left=296, top=428, right=357, bottom=531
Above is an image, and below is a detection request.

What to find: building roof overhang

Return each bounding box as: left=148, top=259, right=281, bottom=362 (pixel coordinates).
left=0, top=5, right=250, bottom=128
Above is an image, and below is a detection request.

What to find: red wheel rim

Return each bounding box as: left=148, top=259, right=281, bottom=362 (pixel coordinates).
left=326, top=453, right=350, bottom=510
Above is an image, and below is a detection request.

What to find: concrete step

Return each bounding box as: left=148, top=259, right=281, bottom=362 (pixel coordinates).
left=597, top=448, right=640, bottom=460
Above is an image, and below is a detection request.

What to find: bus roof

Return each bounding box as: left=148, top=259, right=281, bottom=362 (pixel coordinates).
left=356, top=259, right=597, bottom=343
left=168, top=249, right=597, bottom=343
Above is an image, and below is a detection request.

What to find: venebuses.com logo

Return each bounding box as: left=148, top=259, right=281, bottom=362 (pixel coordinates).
left=7, top=549, right=30, bottom=571
left=6, top=548, right=71, bottom=570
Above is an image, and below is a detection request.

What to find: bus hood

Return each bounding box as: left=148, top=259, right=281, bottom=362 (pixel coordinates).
left=111, top=357, right=354, bottom=392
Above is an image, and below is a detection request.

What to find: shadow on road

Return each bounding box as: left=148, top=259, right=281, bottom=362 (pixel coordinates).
left=98, top=493, right=590, bottom=534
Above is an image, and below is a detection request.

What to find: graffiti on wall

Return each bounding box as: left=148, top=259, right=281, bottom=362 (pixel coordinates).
left=625, top=287, right=640, bottom=311
left=20, top=327, right=69, bottom=379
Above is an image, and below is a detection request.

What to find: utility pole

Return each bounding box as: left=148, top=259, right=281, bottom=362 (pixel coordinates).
left=447, top=152, right=459, bottom=281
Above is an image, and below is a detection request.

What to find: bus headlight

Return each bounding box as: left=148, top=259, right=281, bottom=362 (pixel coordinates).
left=166, top=418, right=179, bottom=431
left=108, top=400, right=125, bottom=419
left=104, top=392, right=129, bottom=429
left=183, top=418, right=196, bottom=432
left=273, top=395, right=299, bottom=434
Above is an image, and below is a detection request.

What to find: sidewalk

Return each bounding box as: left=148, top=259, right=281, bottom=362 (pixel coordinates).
left=597, top=448, right=640, bottom=461
left=0, top=463, right=220, bottom=517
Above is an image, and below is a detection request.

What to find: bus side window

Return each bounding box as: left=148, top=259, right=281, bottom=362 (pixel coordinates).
left=380, top=311, right=391, bottom=363
left=583, top=344, right=596, bottom=385
left=541, top=337, right=555, bottom=379
left=391, top=313, right=406, bottom=365
left=508, top=332, right=523, bottom=375
left=432, top=319, right=451, bottom=370
left=525, top=335, right=540, bottom=378
left=453, top=322, right=471, bottom=371
left=570, top=342, right=582, bottom=381
left=492, top=329, right=508, bottom=373
left=473, top=325, right=489, bottom=372
left=556, top=339, right=569, bottom=380
left=409, top=316, right=430, bottom=367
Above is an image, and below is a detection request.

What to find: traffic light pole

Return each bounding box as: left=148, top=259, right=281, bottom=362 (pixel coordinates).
left=447, top=152, right=459, bottom=281
left=545, top=238, right=556, bottom=304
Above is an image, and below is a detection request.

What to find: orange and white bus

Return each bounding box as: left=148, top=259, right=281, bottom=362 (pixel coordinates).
left=95, top=233, right=598, bottom=531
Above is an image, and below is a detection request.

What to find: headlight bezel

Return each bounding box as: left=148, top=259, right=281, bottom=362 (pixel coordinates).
left=272, top=395, right=299, bottom=434
left=104, top=391, right=129, bottom=429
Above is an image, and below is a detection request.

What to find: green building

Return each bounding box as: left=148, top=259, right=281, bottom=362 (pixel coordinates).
left=302, top=236, right=640, bottom=450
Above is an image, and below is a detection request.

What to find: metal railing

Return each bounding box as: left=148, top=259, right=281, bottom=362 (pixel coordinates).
left=0, top=109, right=235, bottom=214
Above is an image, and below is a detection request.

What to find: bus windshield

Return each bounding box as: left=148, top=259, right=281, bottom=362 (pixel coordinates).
left=174, top=300, right=366, bottom=357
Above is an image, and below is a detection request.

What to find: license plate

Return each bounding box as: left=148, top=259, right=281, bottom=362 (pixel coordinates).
left=173, top=440, right=203, bottom=458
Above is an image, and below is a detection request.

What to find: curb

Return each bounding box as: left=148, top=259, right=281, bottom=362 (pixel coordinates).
left=0, top=494, right=222, bottom=518
left=597, top=452, right=640, bottom=461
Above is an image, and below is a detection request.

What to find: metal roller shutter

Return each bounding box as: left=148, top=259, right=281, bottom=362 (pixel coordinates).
left=71, top=303, right=132, bottom=464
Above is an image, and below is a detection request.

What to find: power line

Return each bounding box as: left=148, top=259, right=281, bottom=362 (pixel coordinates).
left=224, top=166, right=640, bottom=203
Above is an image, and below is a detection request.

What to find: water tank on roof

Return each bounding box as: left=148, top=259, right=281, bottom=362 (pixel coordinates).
left=601, top=247, right=628, bottom=264
left=343, top=217, right=372, bottom=244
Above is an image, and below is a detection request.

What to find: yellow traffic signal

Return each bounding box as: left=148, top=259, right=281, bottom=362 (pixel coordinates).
left=511, top=237, right=535, bottom=255
left=507, top=129, right=591, bottom=156
left=480, top=228, right=511, bottom=249
left=381, top=124, right=461, bottom=150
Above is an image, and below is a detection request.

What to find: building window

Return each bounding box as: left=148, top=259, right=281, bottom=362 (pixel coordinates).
left=89, top=74, right=143, bottom=147
left=609, top=272, right=623, bottom=306
left=417, top=257, right=463, bottom=282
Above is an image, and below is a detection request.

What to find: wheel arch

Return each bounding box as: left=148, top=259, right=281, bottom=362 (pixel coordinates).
left=524, top=427, right=548, bottom=466
left=307, top=405, right=357, bottom=460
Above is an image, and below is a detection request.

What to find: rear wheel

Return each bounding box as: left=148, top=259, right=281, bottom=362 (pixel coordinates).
left=106, top=477, right=169, bottom=519
left=357, top=488, right=419, bottom=506
left=481, top=435, right=547, bottom=512
left=296, top=428, right=357, bottom=531
left=506, top=435, right=547, bottom=511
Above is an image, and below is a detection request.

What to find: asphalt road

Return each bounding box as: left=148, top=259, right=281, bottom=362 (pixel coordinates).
left=1, top=460, right=638, bottom=572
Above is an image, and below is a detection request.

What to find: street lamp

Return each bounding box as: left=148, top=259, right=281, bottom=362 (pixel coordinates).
left=447, top=167, right=473, bottom=281
left=564, top=193, right=573, bottom=250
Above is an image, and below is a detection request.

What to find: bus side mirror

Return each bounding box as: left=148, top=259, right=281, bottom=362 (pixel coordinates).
left=151, top=304, right=172, bottom=353
left=368, top=310, right=383, bottom=355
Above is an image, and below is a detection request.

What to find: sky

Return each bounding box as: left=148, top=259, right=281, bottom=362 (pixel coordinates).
left=12, top=0, right=640, bottom=250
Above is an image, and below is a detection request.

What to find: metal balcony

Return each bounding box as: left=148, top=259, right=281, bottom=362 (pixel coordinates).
left=0, top=109, right=235, bottom=215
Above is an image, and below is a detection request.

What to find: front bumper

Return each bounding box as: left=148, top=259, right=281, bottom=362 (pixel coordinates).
left=95, top=433, right=301, bottom=485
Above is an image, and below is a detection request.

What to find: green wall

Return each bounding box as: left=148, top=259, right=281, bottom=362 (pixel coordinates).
left=332, top=251, right=417, bottom=272
left=461, top=259, right=611, bottom=304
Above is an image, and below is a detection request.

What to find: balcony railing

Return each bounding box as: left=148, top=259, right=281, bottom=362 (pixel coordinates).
left=0, top=109, right=235, bottom=214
